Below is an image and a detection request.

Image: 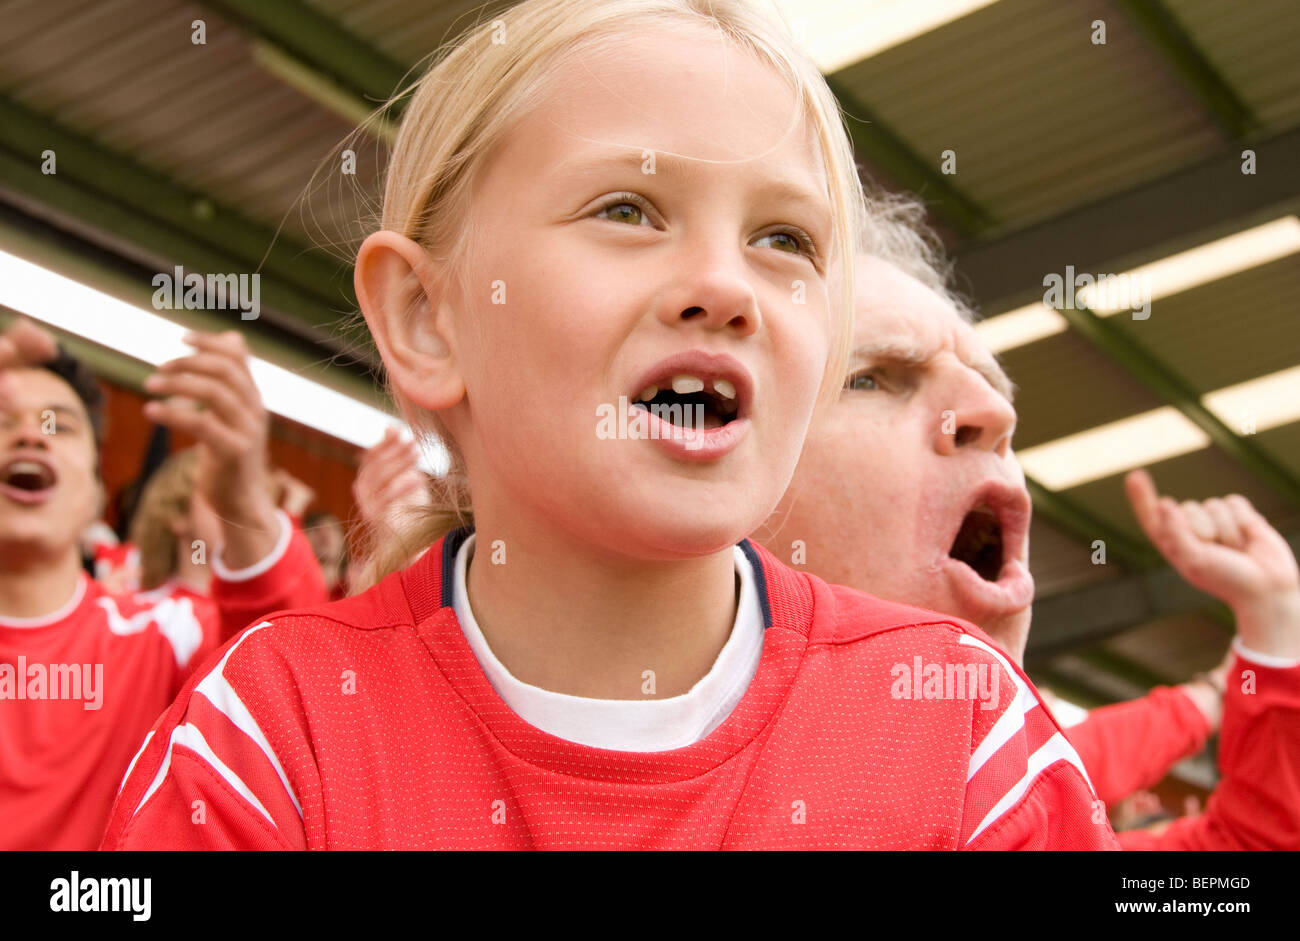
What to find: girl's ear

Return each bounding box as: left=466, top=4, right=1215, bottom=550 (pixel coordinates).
left=355, top=231, right=466, bottom=412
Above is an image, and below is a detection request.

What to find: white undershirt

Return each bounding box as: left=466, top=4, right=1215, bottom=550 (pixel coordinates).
left=451, top=534, right=764, bottom=752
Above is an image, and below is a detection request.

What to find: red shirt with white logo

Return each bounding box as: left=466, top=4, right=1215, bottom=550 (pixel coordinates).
left=0, top=514, right=327, bottom=849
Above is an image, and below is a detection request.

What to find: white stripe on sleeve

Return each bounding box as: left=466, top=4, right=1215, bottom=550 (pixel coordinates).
left=965, top=732, right=1083, bottom=845
left=130, top=622, right=301, bottom=826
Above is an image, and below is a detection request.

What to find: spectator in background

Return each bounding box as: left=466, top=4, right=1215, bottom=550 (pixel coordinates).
left=273, top=467, right=316, bottom=524
left=303, top=510, right=347, bottom=600
left=754, top=242, right=1300, bottom=849
left=80, top=517, right=140, bottom=593
left=348, top=426, right=431, bottom=594
left=0, top=318, right=327, bottom=849
left=129, top=447, right=220, bottom=598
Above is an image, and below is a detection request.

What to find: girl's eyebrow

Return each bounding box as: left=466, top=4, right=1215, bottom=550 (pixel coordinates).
left=555, top=149, right=827, bottom=213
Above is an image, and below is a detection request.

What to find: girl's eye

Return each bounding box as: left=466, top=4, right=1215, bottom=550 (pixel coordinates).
left=844, top=369, right=881, bottom=392
left=755, top=228, right=818, bottom=260
left=594, top=194, right=653, bottom=226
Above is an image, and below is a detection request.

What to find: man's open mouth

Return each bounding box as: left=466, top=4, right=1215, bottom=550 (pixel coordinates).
left=631, top=374, right=740, bottom=429
left=949, top=504, right=1004, bottom=581
left=2, top=458, right=57, bottom=494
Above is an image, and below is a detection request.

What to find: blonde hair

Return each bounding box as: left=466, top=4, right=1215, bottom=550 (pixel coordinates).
left=353, top=0, right=871, bottom=587
left=129, top=448, right=199, bottom=591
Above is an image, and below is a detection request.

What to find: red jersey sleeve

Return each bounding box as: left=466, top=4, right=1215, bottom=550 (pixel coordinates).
left=1065, top=685, right=1211, bottom=806
left=209, top=511, right=329, bottom=642
left=1116, top=648, right=1300, bottom=850
left=954, top=633, right=1118, bottom=850
left=101, top=622, right=308, bottom=850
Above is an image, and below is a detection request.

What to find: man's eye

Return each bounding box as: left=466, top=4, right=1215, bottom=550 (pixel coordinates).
left=844, top=369, right=881, bottom=392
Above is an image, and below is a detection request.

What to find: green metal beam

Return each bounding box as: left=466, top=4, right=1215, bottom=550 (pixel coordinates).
left=251, top=40, right=397, bottom=143
left=198, top=0, right=412, bottom=118
left=1061, top=304, right=1300, bottom=509
left=1026, top=476, right=1161, bottom=569
left=0, top=146, right=349, bottom=343
left=1026, top=666, right=1116, bottom=708
left=0, top=95, right=351, bottom=315
left=1076, top=647, right=1174, bottom=690
left=825, top=75, right=994, bottom=240
left=1117, top=0, right=1259, bottom=142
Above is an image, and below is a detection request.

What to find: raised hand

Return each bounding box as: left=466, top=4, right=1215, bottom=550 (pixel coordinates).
left=0, top=318, right=59, bottom=410
left=0, top=318, right=58, bottom=370
left=143, top=330, right=278, bottom=569
left=1126, top=468, right=1300, bottom=659
left=352, top=426, right=430, bottom=535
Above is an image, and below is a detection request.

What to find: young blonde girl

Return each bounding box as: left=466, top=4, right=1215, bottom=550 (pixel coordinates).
left=103, top=0, right=1113, bottom=850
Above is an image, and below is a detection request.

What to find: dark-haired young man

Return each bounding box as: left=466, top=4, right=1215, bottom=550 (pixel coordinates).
left=0, top=319, right=326, bottom=849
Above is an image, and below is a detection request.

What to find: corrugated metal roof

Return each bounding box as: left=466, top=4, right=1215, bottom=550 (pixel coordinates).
left=2, top=0, right=377, bottom=253
left=834, top=0, right=1224, bottom=232
left=305, top=0, right=514, bottom=67
left=1109, top=254, right=1300, bottom=394
left=1000, top=331, right=1167, bottom=449
left=1099, top=611, right=1230, bottom=681
left=1169, top=0, right=1300, bottom=130
left=1028, top=514, right=1126, bottom=597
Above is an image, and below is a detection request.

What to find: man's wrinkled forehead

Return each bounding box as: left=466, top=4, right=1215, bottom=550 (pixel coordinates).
left=852, top=257, right=1016, bottom=403
left=852, top=329, right=1016, bottom=404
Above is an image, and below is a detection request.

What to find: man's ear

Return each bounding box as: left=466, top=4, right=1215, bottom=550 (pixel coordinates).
left=355, top=231, right=466, bottom=412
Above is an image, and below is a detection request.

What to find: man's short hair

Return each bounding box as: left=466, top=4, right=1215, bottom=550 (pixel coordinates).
left=41, top=346, right=106, bottom=444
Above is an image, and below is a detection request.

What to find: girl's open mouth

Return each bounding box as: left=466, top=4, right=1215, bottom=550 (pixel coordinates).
left=631, top=374, right=740, bottom=430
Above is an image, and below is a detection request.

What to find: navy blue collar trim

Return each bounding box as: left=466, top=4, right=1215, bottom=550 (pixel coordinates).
left=737, top=538, right=773, bottom=629
left=438, top=527, right=772, bottom=630
left=440, top=526, right=473, bottom=609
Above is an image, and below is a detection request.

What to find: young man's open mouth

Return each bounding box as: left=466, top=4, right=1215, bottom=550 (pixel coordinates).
left=0, top=456, right=58, bottom=505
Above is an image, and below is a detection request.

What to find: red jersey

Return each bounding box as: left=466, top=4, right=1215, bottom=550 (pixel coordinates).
left=1113, top=651, right=1300, bottom=850
left=136, top=521, right=331, bottom=644
left=1067, top=685, right=1211, bottom=807
left=0, top=573, right=217, bottom=851
left=0, top=524, right=328, bottom=850
left=102, top=532, right=1117, bottom=850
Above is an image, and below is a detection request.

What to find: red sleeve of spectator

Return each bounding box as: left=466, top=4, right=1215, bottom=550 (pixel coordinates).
left=1064, top=685, right=1211, bottom=807
left=209, top=522, right=329, bottom=642
left=1118, top=653, right=1300, bottom=850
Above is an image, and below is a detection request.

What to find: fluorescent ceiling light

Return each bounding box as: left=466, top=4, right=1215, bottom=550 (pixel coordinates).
left=772, top=0, right=1001, bottom=73
left=1080, top=216, right=1300, bottom=315
left=1203, top=365, right=1300, bottom=434
left=1017, top=407, right=1210, bottom=491
left=1017, top=366, right=1300, bottom=491
left=980, top=215, right=1300, bottom=351
left=975, top=303, right=1068, bottom=354
left=0, top=248, right=447, bottom=474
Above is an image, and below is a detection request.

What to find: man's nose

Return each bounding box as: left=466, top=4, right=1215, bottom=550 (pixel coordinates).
left=932, top=364, right=1017, bottom=458
left=5, top=414, right=51, bottom=449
